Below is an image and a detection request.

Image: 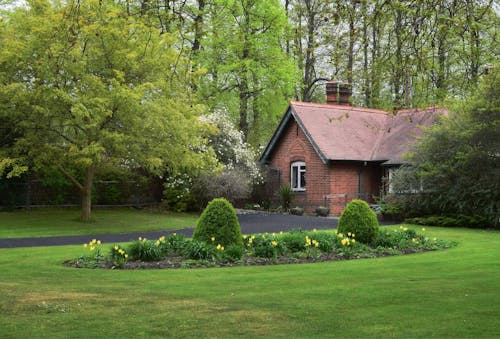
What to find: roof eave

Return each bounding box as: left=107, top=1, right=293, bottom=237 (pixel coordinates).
left=259, top=104, right=329, bottom=165
left=258, top=105, right=294, bottom=164
left=291, top=108, right=329, bottom=165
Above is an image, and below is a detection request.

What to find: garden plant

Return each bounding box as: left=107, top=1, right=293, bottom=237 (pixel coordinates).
left=66, top=226, right=455, bottom=269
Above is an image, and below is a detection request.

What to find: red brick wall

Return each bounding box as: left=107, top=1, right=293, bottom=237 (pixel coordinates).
left=327, top=162, right=382, bottom=214
left=269, top=119, right=329, bottom=213
left=268, top=118, right=383, bottom=215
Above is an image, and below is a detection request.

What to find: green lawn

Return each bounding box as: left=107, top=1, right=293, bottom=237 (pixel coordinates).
left=0, top=208, right=198, bottom=238
left=0, top=226, right=499, bottom=337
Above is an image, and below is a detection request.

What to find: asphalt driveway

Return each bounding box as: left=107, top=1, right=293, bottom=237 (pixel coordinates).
left=0, top=212, right=340, bottom=248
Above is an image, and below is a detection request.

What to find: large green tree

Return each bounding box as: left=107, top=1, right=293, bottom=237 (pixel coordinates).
left=391, top=67, right=500, bottom=226
left=196, top=0, right=296, bottom=145
left=0, top=0, right=214, bottom=220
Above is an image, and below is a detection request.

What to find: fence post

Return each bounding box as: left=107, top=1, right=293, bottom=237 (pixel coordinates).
left=25, top=178, right=31, bottom=209
left=135, top=182, right=140, bottom=208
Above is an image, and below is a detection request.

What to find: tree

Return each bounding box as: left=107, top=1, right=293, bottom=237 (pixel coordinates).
left=196, top=0, right=296, bottom=145
left=391, top=67, right=500, bottom=227
left=0, top=0, right=215, bottom=221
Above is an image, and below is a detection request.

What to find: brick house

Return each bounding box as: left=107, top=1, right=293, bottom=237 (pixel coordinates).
left=259, top=81, right=445, bottom=215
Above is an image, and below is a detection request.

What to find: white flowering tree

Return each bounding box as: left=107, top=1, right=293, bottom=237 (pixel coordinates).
left=202, top=110, right=262, bottom=183
left=164, top=110, right=262, bottom=210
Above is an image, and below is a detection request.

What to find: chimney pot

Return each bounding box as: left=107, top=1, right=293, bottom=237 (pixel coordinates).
left=326, top=80, right=351, bottom=106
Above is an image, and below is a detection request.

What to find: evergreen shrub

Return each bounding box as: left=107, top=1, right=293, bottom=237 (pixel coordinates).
left=193, top=198, right=243, bottom=247
left=338, top=199, right=379, bottom=244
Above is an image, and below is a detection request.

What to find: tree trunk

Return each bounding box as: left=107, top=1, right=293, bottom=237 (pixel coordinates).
left=81, top=164, right=96, bottom=222
left=192, top=0, right=205, bottom=54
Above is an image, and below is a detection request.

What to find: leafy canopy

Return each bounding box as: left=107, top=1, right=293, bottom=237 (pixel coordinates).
left=0, top=0, right=216, bottom=219
left=393, top=67, right=500, bottom=227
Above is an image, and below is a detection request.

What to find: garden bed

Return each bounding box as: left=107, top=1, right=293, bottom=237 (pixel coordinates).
left=64, top=227, right=456, bottom=270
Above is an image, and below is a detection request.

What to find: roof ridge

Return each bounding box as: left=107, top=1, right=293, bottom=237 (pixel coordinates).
left=290, top=101, right=389, bottom=115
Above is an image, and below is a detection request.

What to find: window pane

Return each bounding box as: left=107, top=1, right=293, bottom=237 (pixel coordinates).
left=300, top=170, right=306, bottom=188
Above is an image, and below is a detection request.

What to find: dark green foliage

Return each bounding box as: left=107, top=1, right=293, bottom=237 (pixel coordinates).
left=338, top=200, right=379, bottom=244
left=279, top=230, right=307, bottom=252
left=309, top=232, right=337, bottom=253
left=375, top=227, right=417, bottom=249
left=392, top=69, right=500, bottom=227
left=405, top=215, right=488, bottom=229
left=222, top=245, right=243, bottom=262
left=161, top=233, right=188, bottom=255
left=193, top=198, right=243, bottom=247
left=183, top=240, right=216, bottom=260
left=108, top=245, right=128, bottom=268
left=127, top=238, right=163, bottom=262
left=279, top=184, right=293, bottom=211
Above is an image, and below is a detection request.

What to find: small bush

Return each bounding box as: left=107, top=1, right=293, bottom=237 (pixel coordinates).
left=253, top=238, right=279, bottom=259
left=184, top=240, right=216, bottom=260
left=160, top=233, right=188, bottom=256
left=109, top=245, right=128, bottom=268
left=405, top=215, right=489, bottom=228
left=309, top=231, right=337, bottom=253
left=127, top=237, right=163, bottom=261
left=338, top=199, right=379, bottom=244
left=193, top=198, right=243, bottom=247
left=222, top=245, right=244, bottom=262
left=279, top=184, right=293, bottom=211
left=290, top=206, right=304, bottom=216
left=279, top=230, right=307, bottom=252
left=315, top=206, right=330, bottom=217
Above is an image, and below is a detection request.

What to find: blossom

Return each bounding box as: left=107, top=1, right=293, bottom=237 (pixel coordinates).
left=114, top=246, right=119, bottom=251
left=83, top=243, right=88, bottom=248
left=341, top=238, right=350, bottom=246
left=97, top=240, right=101, bottom=245
left=216, top=244, right=224, bottom=251
left=211, top=237, right=215, bottom=242
left=305, top=236, right=312, bottom=246
left=271, top=241, right=278, bottom=247
left=422, top=228, right=426, bottom=232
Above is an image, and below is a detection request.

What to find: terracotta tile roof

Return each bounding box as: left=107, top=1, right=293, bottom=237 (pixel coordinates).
left=260, top=101, right=445, bottom=165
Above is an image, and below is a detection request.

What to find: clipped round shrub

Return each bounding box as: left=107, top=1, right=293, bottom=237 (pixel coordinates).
left=193, top=198, right=243, bottom=247
left=338, top=199, right=379, bottom=244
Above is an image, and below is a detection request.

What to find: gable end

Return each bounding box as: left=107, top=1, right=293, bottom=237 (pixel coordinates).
left=259, top=106, right=329, bottom=165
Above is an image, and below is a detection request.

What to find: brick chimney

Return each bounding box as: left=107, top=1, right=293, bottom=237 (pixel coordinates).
left=326, top=80, right=351, bottom=106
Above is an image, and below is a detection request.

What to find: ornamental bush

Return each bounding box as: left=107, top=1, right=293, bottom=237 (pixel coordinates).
left=338, top=199, right=379, bottom=244
left=193, top=198, right=243, bottom=247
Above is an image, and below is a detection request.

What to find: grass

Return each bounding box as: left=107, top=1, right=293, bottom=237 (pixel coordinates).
left=0, top=208, right=198, bottom=238
left=0, top=226, right=499, bottom=337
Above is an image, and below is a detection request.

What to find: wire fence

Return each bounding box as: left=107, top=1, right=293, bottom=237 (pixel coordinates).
left=0, top=178, right=163, bottom=210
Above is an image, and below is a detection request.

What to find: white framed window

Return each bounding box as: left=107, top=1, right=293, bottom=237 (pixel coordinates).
left=291, top=161, right=306, bottom=191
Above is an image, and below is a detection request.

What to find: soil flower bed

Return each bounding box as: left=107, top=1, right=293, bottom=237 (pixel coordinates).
left=65, top=227, right=456, bottom=270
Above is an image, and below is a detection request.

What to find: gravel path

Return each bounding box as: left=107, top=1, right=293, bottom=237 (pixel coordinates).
left=0, top=212, right=393, bottom=249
